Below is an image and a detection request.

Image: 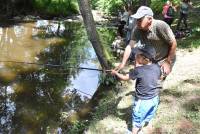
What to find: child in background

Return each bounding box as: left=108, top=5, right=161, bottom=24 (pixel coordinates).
left=111, top=45, right=161, bottom=134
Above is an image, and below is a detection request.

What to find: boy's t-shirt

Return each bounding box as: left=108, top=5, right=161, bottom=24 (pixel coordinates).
left=129, top=64, right=161, bottom=100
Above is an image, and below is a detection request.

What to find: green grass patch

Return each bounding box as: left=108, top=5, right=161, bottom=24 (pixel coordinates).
left=153, top=77, right=200, bottom=133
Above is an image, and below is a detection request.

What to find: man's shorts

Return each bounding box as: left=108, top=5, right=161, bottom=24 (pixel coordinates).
left=132, top=95, right=159, bottom=128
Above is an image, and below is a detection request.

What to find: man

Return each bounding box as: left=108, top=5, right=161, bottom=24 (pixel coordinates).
left=115, top=6, right=177, bottom=79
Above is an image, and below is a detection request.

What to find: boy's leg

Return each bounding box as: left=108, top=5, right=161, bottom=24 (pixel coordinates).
left=132, top=96, right=160, bottom=133
left=132, top=98, right=143, bottom=134
left=142, top=96, right=159, bottom=123
left=142, top=121, right=153, bottom=134
left=132, top=127, right=140, bottom=134
left=142, top=96, right=159, bottom=134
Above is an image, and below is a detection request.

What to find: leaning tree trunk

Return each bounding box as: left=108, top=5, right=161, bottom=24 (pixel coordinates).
left=77, top=0, right=110, bottom=70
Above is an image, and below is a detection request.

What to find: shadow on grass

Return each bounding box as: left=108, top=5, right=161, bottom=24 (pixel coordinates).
left=183, top=97, right=200, bottom=112
left=161, top=78, right=200, bottom=98
left=180, top=97, right=200, bottom=134
left=160, top=88, right=184, bottom=98
left=158, top=77, right=200, bottom=133
left=116, top=91, right=135, bottom=130
left=182, top=79, right=200, bottom=87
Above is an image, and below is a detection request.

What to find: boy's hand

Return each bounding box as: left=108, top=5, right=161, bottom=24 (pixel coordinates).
left=111, top=69, right=117, bottom=75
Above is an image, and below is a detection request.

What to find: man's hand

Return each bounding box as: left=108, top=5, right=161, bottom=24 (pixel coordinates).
left=160, top=61, right=171, bottom=75
left=114, top=44, right=132, bottom=72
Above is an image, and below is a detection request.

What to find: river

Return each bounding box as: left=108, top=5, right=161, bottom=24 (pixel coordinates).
left=0, top=19, right=115, bottom=133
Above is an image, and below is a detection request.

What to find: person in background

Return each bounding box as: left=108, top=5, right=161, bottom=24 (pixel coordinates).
left=124, top=9, right=137, bottom=46
left=117, top=5, right=129, bottom=37
left=176, top=0, right=193, bottom=30
left=112, top=45, right=161, bottom=134
left=162, top=0, right=176, bottom=26
left=114, top=6, right=177, bottom=81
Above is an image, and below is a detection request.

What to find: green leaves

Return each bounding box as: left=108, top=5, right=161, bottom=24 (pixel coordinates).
left=33, top=0, right=78, bottom=16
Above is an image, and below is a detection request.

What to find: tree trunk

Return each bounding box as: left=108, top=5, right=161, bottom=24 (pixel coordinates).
left=77, top=0, right=110, bottom=70
left=139, top=0, right=151, bottom=6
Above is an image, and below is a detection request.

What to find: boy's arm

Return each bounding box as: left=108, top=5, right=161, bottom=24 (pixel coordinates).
left=111, top=70, right=130, bottom=81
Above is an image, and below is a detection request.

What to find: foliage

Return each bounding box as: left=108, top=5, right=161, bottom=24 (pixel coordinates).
left=98, top=27, right=116, bottom=61
left=150, top=0, right=179, bottom=14
left=91, top=95, right=118, bottom=120
left=66, top=120, right=89, bottom=134
left=91, top=0, right=123, bottom=15
left=99, top=73, right=117, bottom=86
left=33, top=0, right=78, bottom=16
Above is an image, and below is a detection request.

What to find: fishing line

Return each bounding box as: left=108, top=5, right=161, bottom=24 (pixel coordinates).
left=73, top=88, right=92, bottom=97
left=0, top=60, right=111, bottom=72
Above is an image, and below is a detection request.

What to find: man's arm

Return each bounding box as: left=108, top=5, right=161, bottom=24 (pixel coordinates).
left=166, top=39, right=177, bottom=64
left=114, top=42, right=133, bottom=71
left=161, top=39, right=177, bottom=74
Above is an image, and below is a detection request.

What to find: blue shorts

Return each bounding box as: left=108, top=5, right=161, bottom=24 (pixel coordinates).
left=132, top=95, right=159, bottom=128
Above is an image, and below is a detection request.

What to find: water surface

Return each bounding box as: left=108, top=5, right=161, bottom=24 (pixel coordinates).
left=0, top=20, right=115, bottom=133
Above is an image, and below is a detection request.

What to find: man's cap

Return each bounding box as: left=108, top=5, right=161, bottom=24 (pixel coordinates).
left=132, top=6, right=154, bottom=19
left=135, top=45, right=156, bottom=60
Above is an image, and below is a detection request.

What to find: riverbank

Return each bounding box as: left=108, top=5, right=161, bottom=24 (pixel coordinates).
left=84, top=0, right=200, bottom=133
left=85, top=47, right=200, bottom=134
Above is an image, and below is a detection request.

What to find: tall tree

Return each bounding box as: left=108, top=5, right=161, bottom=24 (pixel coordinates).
left=77, top=0, right=110, bottom=70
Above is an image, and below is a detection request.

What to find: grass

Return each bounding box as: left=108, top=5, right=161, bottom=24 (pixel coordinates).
left=153, top=77, right=200, bottom=133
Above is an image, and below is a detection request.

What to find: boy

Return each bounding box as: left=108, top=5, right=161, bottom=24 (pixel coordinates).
left=111, top=45, right=161, bottom=134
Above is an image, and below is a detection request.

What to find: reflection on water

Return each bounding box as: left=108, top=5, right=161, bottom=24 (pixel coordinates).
left=69, top=61, right=100, bottom=98
left=0, top=20, right=115, bottom=133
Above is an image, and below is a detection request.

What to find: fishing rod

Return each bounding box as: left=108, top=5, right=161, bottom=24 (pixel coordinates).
left=0, top=60, right=112, bottom=72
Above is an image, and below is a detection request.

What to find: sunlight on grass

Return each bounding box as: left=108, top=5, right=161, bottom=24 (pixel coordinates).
left=153, top=77, right=200, bottom=133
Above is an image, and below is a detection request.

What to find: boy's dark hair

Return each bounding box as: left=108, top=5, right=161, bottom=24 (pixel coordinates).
left=136, top=45, right=156, bottom=61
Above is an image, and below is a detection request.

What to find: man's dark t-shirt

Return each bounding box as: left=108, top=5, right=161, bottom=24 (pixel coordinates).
left=129, top=64, right=161, bottom=100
